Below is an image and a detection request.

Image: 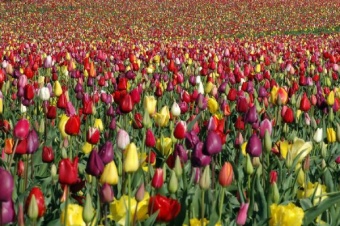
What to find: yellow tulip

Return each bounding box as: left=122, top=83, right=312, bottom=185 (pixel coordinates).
left=58, top=114, right=69, bottom=138
left=207, top=97, right=219, bottom=114
left=241, top=142, right=247, bottom=156
left=82, top=142, right=93, bottom=154
left=143, top=96, right=157, bottom=115
left=269, top=203, right=304, bottom=226
left=0, top=98, right=3, bottom=114
left=110, top=192, right=150, bottom=226
left=255, top=64, right=261, bottom=73
left=204, top=82, right=214, bottom=94
left=123, top=143, right=139, bottom=173
left=286, top=138, right=312, bottom=168
left=270, top=86, right=279, bottom=104
left=53, top=81, right=63, bottom=97
left=327, top=128, right=336, bottom=143
left=38, top=76, right=45, bottom=87
left=297, top=182, right=327, bottom=205
left=156, top=136, right=173, bottom=156
left=94, top=119, right=104, bottom=131
left=153, top=106, right=170, bottom=127
left=278, top=140, right=289, bottom=159
left=327, top=91, right=335, bottom=106
left=60, top=204, right=86, bottom=226
left=100, top=161, right=119, bottom=185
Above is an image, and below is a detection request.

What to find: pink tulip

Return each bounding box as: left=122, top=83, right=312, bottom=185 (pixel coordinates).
left=14, top=119, right=30, bottom=140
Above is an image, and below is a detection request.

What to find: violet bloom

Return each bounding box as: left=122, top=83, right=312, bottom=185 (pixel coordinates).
left=185, top=131, right=200, bottom=150
left=204, top=131, right=222, bottom=155
left=196, top=93, right=207, bottom=110
left=1, top=200, right=16, bottom=224
left=98, top=141, right=114, bottom=164
left=0, top=167, right=14, bottom=202
left=246, top=133, right=262, bottom=157
left=259, top=119, right=272, bottom=138
left=26, top=129, right=39, bottom=154
left=174, top=143, right=188, bottom=163
left=66, top=101, right=77, bottom=116
left=100, top=183, right=114, bottom=203
left=218, top=81, right=228, bottom=94
left=244, top=105, right=258, bottom=124
left=191, top=142, right=211, bottom=167
left=86, top=150, right=104, bottom=177
left=258, top=86, right=268, bottom=98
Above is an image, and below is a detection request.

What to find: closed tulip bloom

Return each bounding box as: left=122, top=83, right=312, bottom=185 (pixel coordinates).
left=86, top=150, right=104, bottom=177
left=144, top=96, right=157, bottom=115
left=86, top=127, right=100, bottom=144
left=39, top=87, right=50, bottom=101
left=259, top=118, right=272, bottom=138
left=219, top=162, right=233, bottom=187
left=152, top=168, right=164, bottom=189
left=207, top=97, right=219, bottom=114
left=156, top=136, right=173, bottom=156
left=236, top=203, right=249, bottom=225
left=1, top=200, right=16, bottom=224
left=58, top=158, right=79, bottom=185
left=327, top=128, right=336, bottom=143
left=327, top=91, right=335, bottom=106
left=100, top=161, right=119, bottom=185
left=117, top=129, right=130, bottom=150
left=191, top=142, right=211, bottom=167
left=185, top=131, right=200, bottom=150
left=145, top=129, right=156, bottom=147
left=282, top=107, right=294, bottom=123
left=246, top=133, right=262, bottom=157
left=199, top=166, right=211, bottom=190
left=236, top=96, right=249, bottom=113
left=65, top=115, right=81, bottom=136
left=196, top=93, right=207, bottom=110
left=174, top=121, right=187, bottom=139
left=25, top=187, right=46, bottom=218
left=153, top=106, right=170, bottom=127
left=14, top=118, right=30, bottom=140
left=204, top=131, right=222, bottom=155
left=313, top=128, right=323, bottom=143
left=0, top=167, right=14, bottom=202
left=123, top=143, right=139, bottom=173
left=119, top=93, right=134, bottom=113
left=244, top=105, right=258, bottom=124
left=99, top=183, right=114, bottom=203
left=171, top=102, right=181, bottom=117
left=94, top=118, right=104, bottom=131
left=53, top=81, right=62, bottom=97
left=98, top=141, right=114, bottom=164
left=42, top=146, right=54, bottom=163
left=276, top=87, right=288, bottom=105
left=60, top=204, right=86, bottom=226
left=300, top=93, right=311, bottom=112
left=148, top=195, right=180, bottom=222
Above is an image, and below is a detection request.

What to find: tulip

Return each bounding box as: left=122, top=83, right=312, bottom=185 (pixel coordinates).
left=98, top=141, right=114, bottom=164
left=25, top=187, right=46, bottom=218
left=153, top=106, right=170, bottom=127
left=313, top=128, right=323, bottom=143
left=236, top=203, right=249, bottom=225
left=156, top=136, right=173, bottom=156
left=300, top=93, right=311, bottom=112
left=236, top=96, right=248, bottom=113
left=207, top=97, right=219, bottom=114
left=185, top=131, right=200, bottom=150
left=144, top=96, right=157, bottom=115
left=119, top=93, right=134, bottom=113
left=173, top=121, right=187, bottom=140
left=171, top=102, right=181, bottom=117
left=135, top=183, right=145, bottom=202
left=259, top=119, right=272, bottom=138
left=39, top=87, right=50, bottom=101
left=94, top=118, right=104, bottom=131
left=191, top=142, right=211, bottom=167
left=145, top=129, right=156, bottom=147
left=42, top=146, right=54, bottom=163
left=117, top=129, right=130, bottom=150
left=123, top=143, right=139, bottom=173
left=46, top=105, right=57, bottom=119
left=86, top=150, right=104, bottom=177
left=24, top=84, right=35, bottom=100
left=152, top=168, right=164, bottom=189
left=132, top=112, right=143, bottom=129
left=246, top=133, right=262, bottom=157
left=14, top=118, right=30, bottom=140
left=269, top=203, right=304, bottom=226
left=196, top=93, right=207, bottom=110
left=26, top=129, right=39, bottom=154
left=244, top=105, right=258, bottom=124
left=1, top=200, right=16, bottom=224
left=65, top=115, right=81, bottom=136
left=100, top=183, right=114, bottom=203
left=86, top=127, right=100, bottom=145
left=174, top=143, right=188, bottom=163
left=60, top=204, right=86, bottom=226
left=219, top=162, right=233, bottom=187
left=58, top=157, right=79, bottom=185
left=53, top=81, right=62, bottom=97
left=82, top=193, right=95, bottom=224
left=199, top=166, right=211, bottom=190
left=327, top=128, right=336, bottom=143
left=282, top=107, right=294, bottom=123
left=100, top=161, right=119, bottom=185
left=148, top=195, right=181, bottom=222
left=327, top=91, right=335, bottom=106
left=204, top=131, right=222, bottom=155
left=286, top=138, right=312, bottom=166
left=0, top=167, right=14, bottom=202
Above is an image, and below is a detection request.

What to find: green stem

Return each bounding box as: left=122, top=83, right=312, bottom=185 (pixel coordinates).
left=218, top=187, right=225, bottom=223
left=64, top=186, right=69, bottom=226
left=9, top=139, right=19, bottom=173
left=128, top=173, right=132, bottom=226
left=201, top=189, right=205, bottom=226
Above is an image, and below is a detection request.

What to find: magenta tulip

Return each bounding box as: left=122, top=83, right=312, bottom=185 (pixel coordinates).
left=14, top=119, right=30, bottom=140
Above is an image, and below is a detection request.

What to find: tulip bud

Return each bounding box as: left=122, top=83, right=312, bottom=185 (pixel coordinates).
left=0, top=167, right=14, bottom=202
left=86, top=150, right=104, bottom=177
left=83, top=193, right=95, bottom=224
left=135, top=182, right=145, bottom=202
left=264, top=130, right=272, bottom=153
left=145, top=129, right=156, bottom=147
left=245, top=154, right=254, bottom=175
left=98, top=141, right=113, bottom=164
left=123, top=143, right=139, bottom=173
left=100, top=161, right=119, bottom=185
left=219, top=162, right=233, bottom=187
left=246, top=133, right=262, bottom=157
left=100, top=183, right=114, bottom=203
left=27, top=196, right=39, bottom=220
left=38, top=87, right=50, bottom=101
left=204, top=131, right=222, bottom=155
left=171, top=102, right=181, bottom=117
left=199, top=166, right=211, bottom=190
left=174, top=155, right=183, bottom=177
left=152, top=168, right=164, bottom=189
left=296, top=164, right=305, bottom=186
left=117, top=129, right=130, bottom=150
left=27, top=129, right=39, bottom=154
left=14, top=118, right=30, bottom=140
left=168, top=170, right=178, bottom=193
left=142, top=111, right=152, bottom=128
left=236, top=203, right=249, bottom=225
left=337, top=123, right=340, bottom=142
left=313, top=128, right=323, bottom=143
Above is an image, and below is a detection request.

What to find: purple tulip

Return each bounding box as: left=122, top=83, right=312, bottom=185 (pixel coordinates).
left=14, top=119, right=30, bottom=140
left=204, top=131, right=222, bottom=155
left=100, top=183, right=114, bottom=203
left=244, top=105, right=258, bottom=124
left=191, top=142, right=211, bottom=167
left=98, top=141, right=114, bottom=164
left=106, top=105, right=115, bottom=117
left=218, top=81, right=228, bottom=94
left=178, top=101, right=188, bottom=114
left=185, top=131, right=200, bottom=150
left=259, top=119, right=272, bottom=138
left=26, top=129, right=39, bottom=154
left=258, top=86, right=268, bottom=98
left=166, top=82, right=174, bottom=91
left=192, top=167, right=201, bottom=184
left=74, top=82, right=83, bottom=93
left=246, top=133, right=262, bottom=157
left=125, top=70, right=136, bottom=80
left=1, top=200, right=16, bottom=224
left=189, top=75, right=196, bottom=86
left=87, top=77, right=94, bottom=87
left=196, top=93, right=207, bottom=110
left=86, top=150, right=104, bottom=177
left=0, top=167, right=14, bottom=202
left=174, top=144, right=188, bottom=163
left=66, top=101, right=77, bottom=116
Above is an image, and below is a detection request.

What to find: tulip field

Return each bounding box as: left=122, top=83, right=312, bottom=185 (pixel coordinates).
left=1, top=0, right=340, bottom=225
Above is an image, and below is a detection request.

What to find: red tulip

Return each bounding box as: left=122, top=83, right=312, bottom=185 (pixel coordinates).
left=119, top=93, right=134, bottom=113
left=173, top=121, right=187, bottom=140
left=151, top=168, right=164, bottom=189
left=24, top=84, right=35, bottom=100
left=86, top=127, right=100, bottom=144
left=14, top=118, right=30, bottom=140
left=57, top=93, right=68, bottom=109
left=42, top=146, right=54, bottom=163
left=25, top=187, right=46, bottom=218
left=65, top=115, right=81, bottom=136
left=58, top=157, right=79, bottom=185
left=15, top=139, right=28, bottom=154
left=117, top=77, right=128, bottom=90
left=148, top=195, right=181, bottom=222
left=227, top=88, right=237, bottom=101
left=282, top=107, right=294, bottom=123
left=145, top=129, right=156, bottom=147
left=132, top=113, right=143, bottom=129
left=130, top=88, right=141, bottom=104
left=46, top=105, right=57, bottom=119
left=300, top=93, right=311, bottom=112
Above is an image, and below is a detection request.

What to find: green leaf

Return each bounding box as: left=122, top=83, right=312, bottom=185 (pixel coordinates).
left=300, top=198, right=313, bottom=210
left=187, top=112, right=202, bottom=132
left=143, top=210, right=159, bottom=226
left=303, top=192, right=340, bottom=225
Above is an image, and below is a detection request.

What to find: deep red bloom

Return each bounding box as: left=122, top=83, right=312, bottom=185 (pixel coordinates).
left=65, top=115, right=81, bottom=136
left=57, top=93, right=68, bottom=109
left=42, top=146, right=54, bottom=163
left=46, top=105, right=57, bottom=119
left=25, top=187, right=46, bottom=218
left=148, top=195, right=181, bottom=222
left=24, top=84, right=35, bottom=100
left=269, top=170, right=278, bottom=184
left=282, top=107, right=294, bottom=123
left=227, top=88, right=237, bottom=101
left=300, top=93, right=311, bottom=112
left=58, top=157, right=79, bottom=185
left=86, top=127, right=100, bottom=144
left=119, top=93, right=134, bottom=113
left=132, top=113, right=143, bottom=129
